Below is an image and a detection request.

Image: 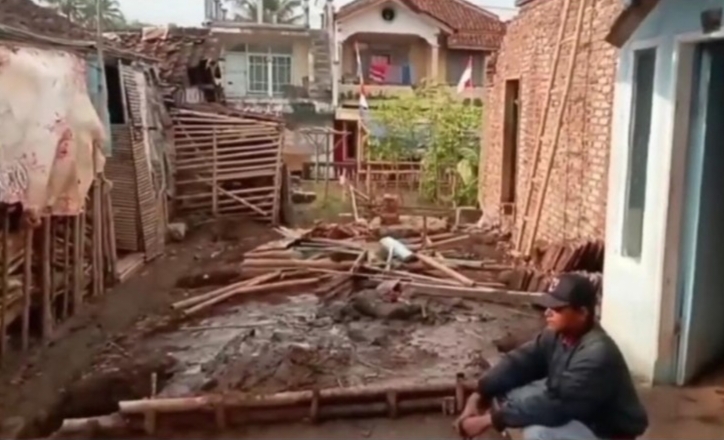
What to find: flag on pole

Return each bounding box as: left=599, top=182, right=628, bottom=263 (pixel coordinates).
left=355, top=42, right=369, bottom=113
left=456, top=56, right=473, bottom=94
left=355, top=41, right=364, bottom=82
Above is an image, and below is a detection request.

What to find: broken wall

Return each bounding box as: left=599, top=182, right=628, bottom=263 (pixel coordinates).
left=480, top=0, right=621, bottom=245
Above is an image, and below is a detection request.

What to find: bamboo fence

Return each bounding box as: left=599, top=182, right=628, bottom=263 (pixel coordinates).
left=171, top=105, right=284, bottom=223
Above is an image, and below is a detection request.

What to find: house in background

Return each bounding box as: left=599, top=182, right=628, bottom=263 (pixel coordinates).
left=602, top=0, right=724, bottom=386
left=203, top=0, right=333, bottom=119
left=334, top=0, right=505, bottom=113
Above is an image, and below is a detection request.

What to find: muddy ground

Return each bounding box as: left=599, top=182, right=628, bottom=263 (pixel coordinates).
left=0, top=218, right=543, bottom=439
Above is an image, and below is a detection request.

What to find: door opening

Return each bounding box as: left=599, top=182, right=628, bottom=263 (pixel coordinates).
left=676, top=40, right=724, bottom=385
left=501, top=79, right=520, bottom=213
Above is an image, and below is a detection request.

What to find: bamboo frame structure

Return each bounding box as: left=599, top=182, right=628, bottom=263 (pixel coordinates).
left=172, top=105, right=285, bottom=223
left=54, top=376, right=477, bottom=436
left=0, top=179, right=117, bottom=362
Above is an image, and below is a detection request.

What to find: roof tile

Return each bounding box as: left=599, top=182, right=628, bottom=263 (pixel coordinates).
left=337, top=0, right=505, bottom=49
left=108, top=27, right=222, bottom=84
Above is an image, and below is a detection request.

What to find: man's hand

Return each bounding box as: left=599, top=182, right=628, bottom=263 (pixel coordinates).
left=459, top=414, right=492, bottom=438
left=453, top=393, right=482, bottom=436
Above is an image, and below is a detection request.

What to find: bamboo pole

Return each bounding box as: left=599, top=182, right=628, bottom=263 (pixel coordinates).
left=212, top=127, right=218, bottom=216
left=514, top=0, right=572, bottom=251
left=104, top=184, right=118, bottom=281
left=41, top=217, right=53, bottom=340
left=324, top=130, right=331, bottom=204
left=21, top=223, right=33, bottom=352
left=93, top=177, right=103, bottom=296
left=415, top=253, right=475, bottom=287
left=171, top=271, right=280, bottom=310
left=72, top=215, right=83, bottom=313
left=182, top=277, right=320, bottom=317
left=62, top=218, right=71, bottom=318
left=0, top=208, right=8, bottom=358
left=524, top=0, right=587, bottom=256
left=119, top=380, right=476, bottom=414
left=271, top=132, right=284, bottom=225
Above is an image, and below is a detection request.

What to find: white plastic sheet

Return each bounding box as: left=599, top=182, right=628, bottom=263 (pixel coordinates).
left=0, top=45, right=106, bottom=216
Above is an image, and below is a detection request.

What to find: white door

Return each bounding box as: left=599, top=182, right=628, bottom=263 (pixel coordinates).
left=223, top=52, right=247, bottom=99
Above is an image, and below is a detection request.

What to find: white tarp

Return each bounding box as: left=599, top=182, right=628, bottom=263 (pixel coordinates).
left=0, top=45, right=106, bottom=216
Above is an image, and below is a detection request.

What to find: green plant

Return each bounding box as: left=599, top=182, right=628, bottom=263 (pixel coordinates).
left=368, top=82, right=482, bottom=206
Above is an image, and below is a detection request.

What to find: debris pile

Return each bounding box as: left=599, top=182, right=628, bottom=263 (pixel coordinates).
left=169, top=217, right=541, bottom=319
left=505, top=239, right=605, bottom=293
left=49, top=212, right=553, bottom=438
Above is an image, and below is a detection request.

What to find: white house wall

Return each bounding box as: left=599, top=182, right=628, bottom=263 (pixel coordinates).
left=336, top=1, right=439, bottom=45
left=603, top=0, right=724, bottom=383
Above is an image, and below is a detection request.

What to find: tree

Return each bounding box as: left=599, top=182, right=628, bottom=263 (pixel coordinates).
left=80, top=0, right=126, bottom=30
left=40, top=0, right=126, bottom=30
left=369, top=82, right=482, bottom=206
left=233, top=0, right=303, bottom=24
left=40, top=0, right=86, bottom=23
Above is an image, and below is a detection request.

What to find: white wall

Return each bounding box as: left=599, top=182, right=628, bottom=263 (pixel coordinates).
left=336, top=0, right=439, bottom=44
left=603, top=36, right=675, bottom=382
left=602, top=0, right=724, bottom=384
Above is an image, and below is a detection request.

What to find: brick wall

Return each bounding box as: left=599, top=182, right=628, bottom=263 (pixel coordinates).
left=480, top=0, right=622, bottom=247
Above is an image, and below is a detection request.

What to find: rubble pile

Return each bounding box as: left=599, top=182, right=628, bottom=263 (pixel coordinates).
left=169, top=215, right=539, bottom=319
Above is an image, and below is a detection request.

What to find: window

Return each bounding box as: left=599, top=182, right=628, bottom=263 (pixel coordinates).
left=271, top=55, right=292, bottom=96
left=248, top=54, right=268, bottom=95
left=446, top=50, right=485, bottom=86
left=622, top=47, right=657, bottom=258
left=242, top=44, right=293, bottom=97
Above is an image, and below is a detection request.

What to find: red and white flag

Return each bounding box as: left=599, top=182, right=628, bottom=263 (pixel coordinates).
left=456, top=56, right=473, bottom=94
left=369, top=55, right=388, bottom=83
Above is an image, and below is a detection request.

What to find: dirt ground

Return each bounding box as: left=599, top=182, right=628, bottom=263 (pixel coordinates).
left=0, top=214, right=542, bottom=438
left=2, top=211, right=720, bottom=440
left=0, top=219, right=280, bottom=437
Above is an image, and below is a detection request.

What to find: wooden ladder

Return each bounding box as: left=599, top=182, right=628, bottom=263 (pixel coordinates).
left=514, top=0, right=589, bottom=255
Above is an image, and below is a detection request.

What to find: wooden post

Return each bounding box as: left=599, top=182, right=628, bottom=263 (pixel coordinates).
left=324, top=130, right=331, bottom=204
left=212, top=127, right=218, bottom=216
left=103, top=184, right=118, bottom=282
left=49, top=218, right=56, bottom=306
left=271, top=129, right=284, bottom=225
left=79, top=212, right=86, bottom=301
left=21, top=224, right=33, bottom=353
left=0, top=208, right=8, bottom=358
left=72, top=215, right=83, bottom=314
left=62, top=217, right=71, bottom=319
left=91, top=181, right=100, bottom=297
left=41, top=217, right=53, bottom=340
left=95, top=179, right=105, bottom=295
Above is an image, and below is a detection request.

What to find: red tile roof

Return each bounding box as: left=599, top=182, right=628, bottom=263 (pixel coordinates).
left=108, top=27, right=222, bottom=84
left=337, top=0, right=505, bottom=50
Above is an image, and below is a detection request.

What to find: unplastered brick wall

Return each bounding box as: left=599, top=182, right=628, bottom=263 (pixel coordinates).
left=480, top=0, right=622, bottom=246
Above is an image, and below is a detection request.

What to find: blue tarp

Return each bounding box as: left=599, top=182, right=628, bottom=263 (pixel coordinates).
left=85, top=55, right=112, bottom=156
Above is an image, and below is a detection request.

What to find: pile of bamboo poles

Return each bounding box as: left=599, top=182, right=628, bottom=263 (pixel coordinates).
left=169, top=217, right=537, bottom=319
left=54, top=376, right=477, bottom=436
left=171, top=105, right=284, bottom=223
